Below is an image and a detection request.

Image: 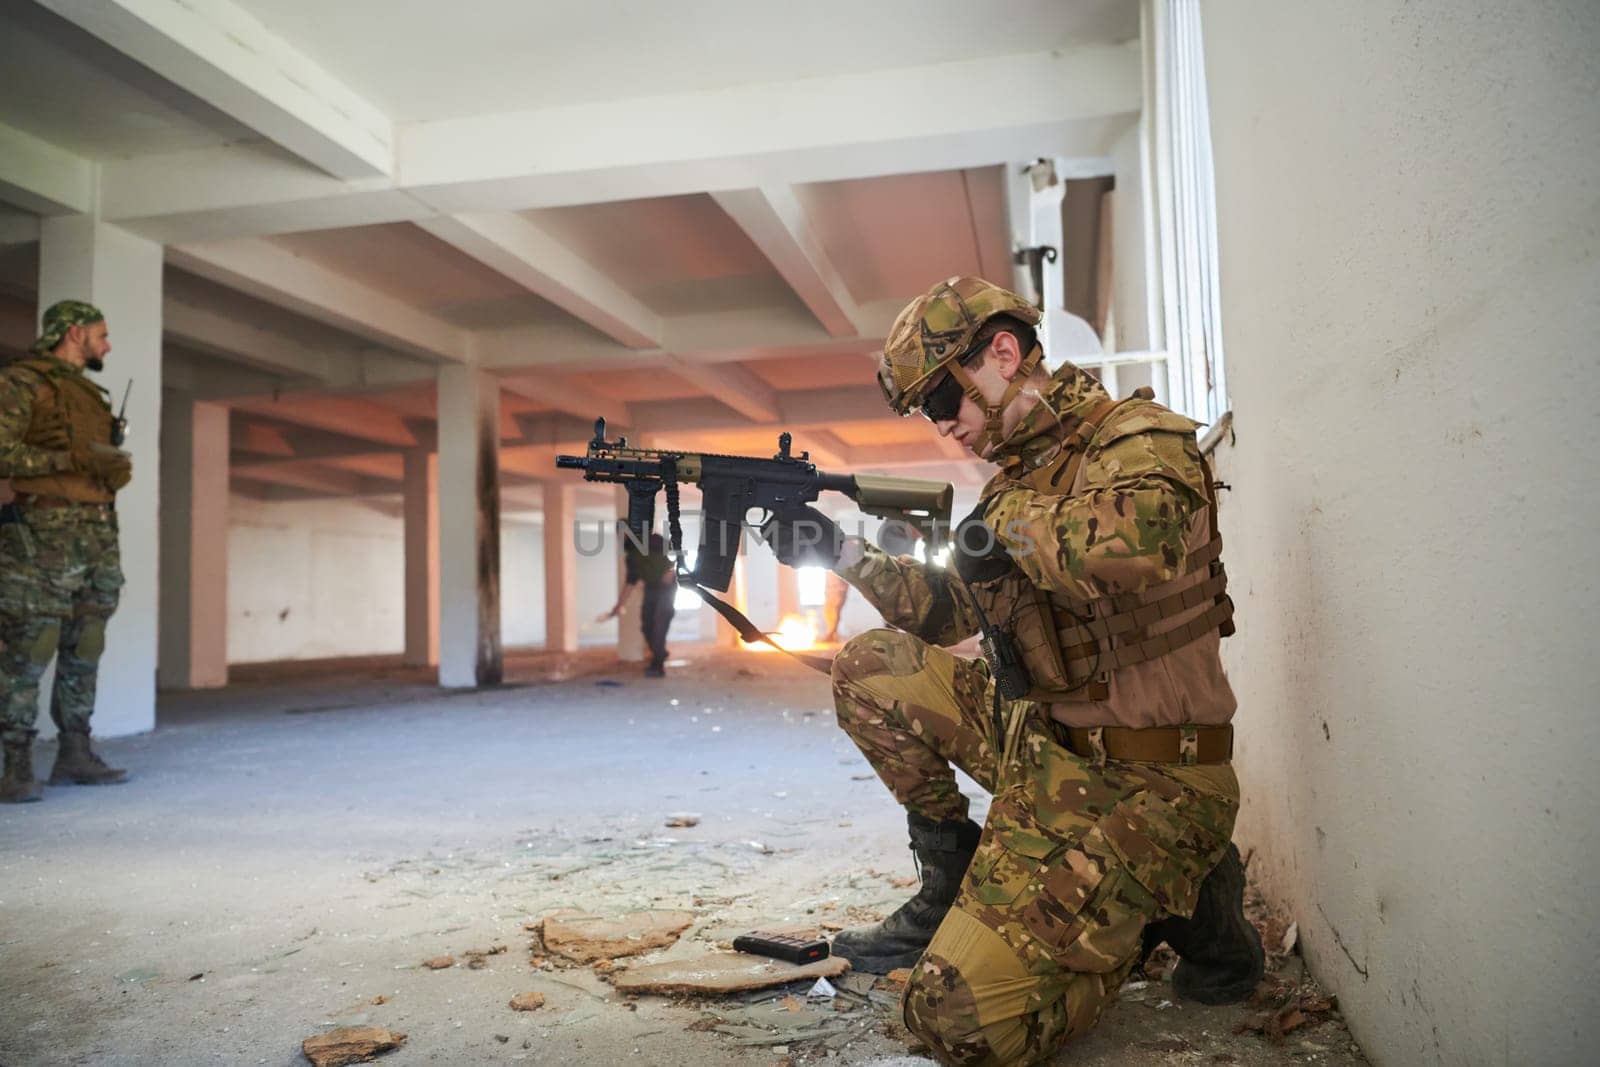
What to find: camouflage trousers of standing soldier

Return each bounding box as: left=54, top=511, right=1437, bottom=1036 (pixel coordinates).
left=0, top=507, right=123, bottom=746
left=832, top=628, right=1239, bottom=1067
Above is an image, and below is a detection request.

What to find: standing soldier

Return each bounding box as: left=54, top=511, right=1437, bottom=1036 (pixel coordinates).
left=602, top=531, right=678, bottom=677
left=761, top=277, right=1262, bottom=1064
left=0, top=300, right=132, bottom=804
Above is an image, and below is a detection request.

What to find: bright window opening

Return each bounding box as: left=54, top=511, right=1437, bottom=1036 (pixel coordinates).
left=797, top=566, right=827, bottom=607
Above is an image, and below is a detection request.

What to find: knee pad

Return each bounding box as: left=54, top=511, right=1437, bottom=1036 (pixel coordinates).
left=27, top=622, right=61, bottom=666
left=903, top=955, right=995, bottom=1064
left=831, top=628, right=921, bottom=684
left=75, top=618, right=107, bottom=663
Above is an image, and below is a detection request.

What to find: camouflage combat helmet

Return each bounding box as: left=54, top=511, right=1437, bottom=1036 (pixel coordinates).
left=31, top=299, right=104, bottom=355
left=878, top=277, right=1043, bottom=455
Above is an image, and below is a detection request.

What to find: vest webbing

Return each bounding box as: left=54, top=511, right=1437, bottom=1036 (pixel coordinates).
left=1048, top=453, right=1234, bottom=683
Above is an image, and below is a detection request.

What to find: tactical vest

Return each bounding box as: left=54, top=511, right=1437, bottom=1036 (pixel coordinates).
left=968, top=390, right=1234, bottom=703
left=6, top=357, right=116, bottom=504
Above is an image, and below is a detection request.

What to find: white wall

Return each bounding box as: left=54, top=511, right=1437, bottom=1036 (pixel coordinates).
left=507, top=515, right=623, bottom=649
left=228, top=496, right=406, bottom=663
left=1202, top=2, right=1598, bottom=1064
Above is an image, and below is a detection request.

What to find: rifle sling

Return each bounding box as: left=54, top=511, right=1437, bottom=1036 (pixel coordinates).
left=676, top=578, right=836, bottom=675
left=659, top=469, right=833, bottom=675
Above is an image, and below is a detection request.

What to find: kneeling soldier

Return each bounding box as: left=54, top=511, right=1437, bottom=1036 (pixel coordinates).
left=761, top=277, right=1262, bottom=1065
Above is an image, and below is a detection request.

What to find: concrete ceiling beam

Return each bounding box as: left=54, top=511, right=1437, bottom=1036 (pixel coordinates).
left=712, top=185, right=861, bottom=337
left=102, top=142, right=425, bottom=245
left=0, top=209, right=42, bottom=248
left=0, top=122, right=94, bottom=216
left=663, top=357, right=781, bottom=423
left=418, top=213, right=663, bottom=348
left=230, top=461, right=383, bottom=496
left=230, top=419, right=297, bottom=458
left=498, top=372, right=630, bottom=428
left=95, top=46, right=1134, bottom=243
left=402, top=45, right=1139, bottom=210
left=36, top=0, right=392, bottom=179
left=168, top=238, right=471, bottom=364
left=800, top=429, right=854, bottom=470
left=163, top=298, right=332, bottom=382
left=228, top=393, right=422, bottom=448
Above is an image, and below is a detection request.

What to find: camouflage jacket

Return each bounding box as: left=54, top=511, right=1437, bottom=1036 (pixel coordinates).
left=0, top=357, right=75, bottom=480
left=837, top=362, right=1236, bottom=727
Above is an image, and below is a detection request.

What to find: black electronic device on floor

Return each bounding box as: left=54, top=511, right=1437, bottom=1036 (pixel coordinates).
left=732, top=930, right=830, bottom=965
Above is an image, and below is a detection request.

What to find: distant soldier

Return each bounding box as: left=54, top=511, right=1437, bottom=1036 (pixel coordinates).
left=602, top=531, right=678, bottom=677
left=761, top=277, right=1262, bottom=1064
left=0, top=300, right=132, bottom=804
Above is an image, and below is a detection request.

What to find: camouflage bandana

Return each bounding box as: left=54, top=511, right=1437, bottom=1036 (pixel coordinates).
left=31, top=300, right=104, bottom=355
left=988, top=360, right=1111, bottom=470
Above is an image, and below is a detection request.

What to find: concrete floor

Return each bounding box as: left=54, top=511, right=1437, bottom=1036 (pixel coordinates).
left=1, top=649, right=1368, bottom=1066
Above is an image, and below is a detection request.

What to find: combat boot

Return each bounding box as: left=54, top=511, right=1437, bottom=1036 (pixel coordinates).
left=830, top=812, right=982, bottom=973
left=49, top=731, right=127, bottom=786
left=1142, top=843, right=1264, bottom=1004
left=1, top=742, right=43, bottom=803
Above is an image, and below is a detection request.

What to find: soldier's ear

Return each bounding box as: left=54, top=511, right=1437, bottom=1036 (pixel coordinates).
left=988, top=330, right=1024, bottom=380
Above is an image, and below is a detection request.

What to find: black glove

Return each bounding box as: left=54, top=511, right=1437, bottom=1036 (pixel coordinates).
left=951, top=504, right=1012, bottom=584
left=760, top=506, right=842, bottom=568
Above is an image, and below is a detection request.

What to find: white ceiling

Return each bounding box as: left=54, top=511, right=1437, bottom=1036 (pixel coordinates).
left=0, top=4, right=257, bottom=159
left=0, top=0, right=1145, bottom=500
left=525, top=194, right=781, bottom=313
left=236, top=0, right=1139, bottom=122
left=269, top=224, right=568, bottom=329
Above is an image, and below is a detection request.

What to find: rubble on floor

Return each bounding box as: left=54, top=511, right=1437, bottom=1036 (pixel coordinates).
left=537, top=909, right=697, bottom=963
left=508, top=991, right=547, bottom=1012
left=300, top=1025, right=406, bottom=1067
left=611, top=951, right=850, bottom=995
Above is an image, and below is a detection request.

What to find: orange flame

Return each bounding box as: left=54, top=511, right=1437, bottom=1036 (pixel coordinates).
left=748, top=613, right=819, bottom=652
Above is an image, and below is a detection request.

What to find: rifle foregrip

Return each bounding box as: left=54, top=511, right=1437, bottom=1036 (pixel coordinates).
left=626, top=482, right=658, bottom=545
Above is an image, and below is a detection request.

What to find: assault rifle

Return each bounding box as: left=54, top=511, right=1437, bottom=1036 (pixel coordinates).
left=556, top=418, right=953, bottom=593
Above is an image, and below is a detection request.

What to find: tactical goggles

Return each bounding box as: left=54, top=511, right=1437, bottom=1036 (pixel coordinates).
left=918, top=371, right=965, bottom=423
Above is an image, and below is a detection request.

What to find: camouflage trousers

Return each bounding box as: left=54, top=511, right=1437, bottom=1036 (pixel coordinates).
left=831, top=628, right=1239, bottom=1067
left=0, top=507, right=123, bottom=746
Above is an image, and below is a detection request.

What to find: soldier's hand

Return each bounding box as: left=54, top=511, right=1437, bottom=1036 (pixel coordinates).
left=760, top=506, right=842, bottom=568
left=84, top=442, right=133, bottom=491
left=952, top=504, right=1013, bottom=585
left=32, top=407, right=71, bottom=452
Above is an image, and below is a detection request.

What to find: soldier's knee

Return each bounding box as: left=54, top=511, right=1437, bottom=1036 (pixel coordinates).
left=830, top=628, right=925, bottom=687
left=73, top=618, right=108, bottom=663
left=903, top=955, right=1009, bottom=1066
left=28, top=621, right=61, bottom=666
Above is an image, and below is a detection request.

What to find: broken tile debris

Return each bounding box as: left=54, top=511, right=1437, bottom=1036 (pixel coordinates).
left=508, top=991, right=547, bottom=1012
left=420, top=955, right=453, bottom=970
left=539, top=909, right=697, bottom=963
left=300, top=1025, right=407, bottom=1067
left=462, top=944, right=506, bottom=969
left=612, top=952, right=850, bottom=995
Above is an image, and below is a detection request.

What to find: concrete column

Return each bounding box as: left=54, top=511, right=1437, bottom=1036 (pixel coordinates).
left=541, top=482, right=579, bottom=652
left=158, top=392, right=229, bottom=689
left=402, top=449, right=439, bottom=667
left=37, top=217, right=162, bottom=737
left=436, top=366, right=500, bottom=687
left=614, top=487, right=644, bottom=663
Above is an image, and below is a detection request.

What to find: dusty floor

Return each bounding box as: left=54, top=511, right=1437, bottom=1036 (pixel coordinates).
left=1, top=649, right=1368, bottom=1066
